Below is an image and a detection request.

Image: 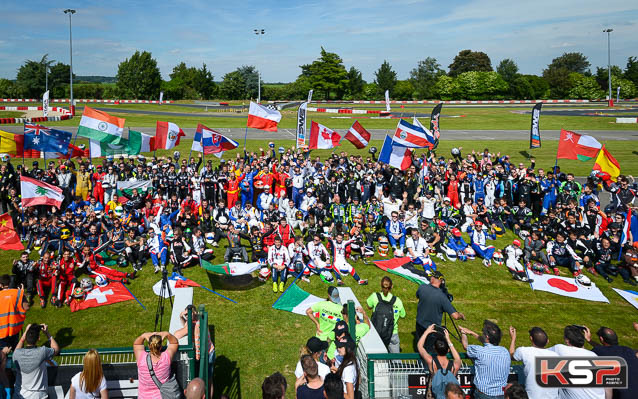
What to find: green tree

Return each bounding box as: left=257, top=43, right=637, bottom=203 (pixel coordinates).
left=374, top=60, right=397, bottom=95
left=546, top=52, right=591, bottom=74
left=496, top=59, right=518, bottom=83
left=299, top=48, right=349, bottom=100
left=15, top=54, right=72, bottom=98
left=448, top=49, right=492, bottom=77
left=219, top=70, right=246, bottom=100
left=625, top=56, right=638, bottom=87
left=393, top=80, right=414, bottom=100
left=116, top=51, right=162, bottom=99
left=409, top=57, right=444, bottom=99
left=168, top=62, right=216, bottom=100
left=509, top=75, right=535, bottom=99
left=0, top=79, right=21, bottom=98
left=363, top=82, right=380, bottom=100
left=567, top=73, right=605, bottom=100
left=542, top=67, right=572, bottom=98
left=237, top=65, right=259, bottom=99
left=526, top=75, right=550, bottom=99
left=434, top=75, right=461, bottom=100
left=611, top=75, right=637, bottom=99
left=594, top=65, right=623, bottom=91
left=456, top=71, right=508, bottom=100
left=346, top=66, right=365, bottom=99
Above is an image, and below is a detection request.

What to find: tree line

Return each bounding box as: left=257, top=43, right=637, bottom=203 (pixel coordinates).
left=1, top=49, right=637, bottom=101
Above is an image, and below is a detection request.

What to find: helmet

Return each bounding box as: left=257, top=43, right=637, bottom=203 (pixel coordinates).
left=464, top=247, right=476, bottom=259
left=451, top=148, right=460, bottom=155
left=369, top=146, right=377, bottom=154
left=218, top=216, right=228, bottom=225
left=576, top=274, right=591, bottom=287
left=173, top=150, right=181, bottom=160
left=72, top=286, right=86, bottom=300
left=117, top=255, right=128, bottom=268
left=378, top=236, right=389, bottom=257
left=60, top=228, right=71, bottom=240
left=320, top=270, right=334, bottom=284
left=443, top=197, right=451, bottom=203
left=80, top=278, right=93, bottom=291
left=258, top=267, right=271, bottom=281
left=185, top=227, right=192, bottom=236
left=474, top=220, right=483, bottom=228
left=437, top=220, right=447, bottom=228
left=451, top=228, right=461, bottom=238
left=295, top=210, right=304, bottom=221
left=492, top=250, right=504, bottom=265
left=205, top=232, right=215, bottom=244
left=95, top=275, right=108, bottom=287
left=456, top=251, right=468, bottom=261
left=114, top=205, right=123, bottom=217
left=518, top=230, right=530, bottom=239
left=513, top=239, right=522, bottom=248
left=353, top=214, right=363, bottom=225
left=442, top=245, right=457, bottom=262
left=492, top=223, right=505, bottom=237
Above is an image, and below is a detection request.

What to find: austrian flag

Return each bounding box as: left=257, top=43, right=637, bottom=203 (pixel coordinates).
left=344, top=121, right=371, bottom=149
left=309, top=121, right=341, bottom=149
left=21, top=176, right=64, bottom=209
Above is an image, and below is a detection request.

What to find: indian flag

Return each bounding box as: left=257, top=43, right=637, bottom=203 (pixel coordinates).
left=116, top=180, right=152, bottom=197
left=78, top=106, right=125, bottom=143
left=21, top=176, right=64, bottom=209
left=201, top=260, right=261, bottom=276
left=272, top=283, right=323, bottom=315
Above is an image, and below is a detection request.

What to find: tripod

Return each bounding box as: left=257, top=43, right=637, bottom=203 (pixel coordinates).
left=443, top=312, right=462, bottom=343
left=154, top=269, right=173, bottom=331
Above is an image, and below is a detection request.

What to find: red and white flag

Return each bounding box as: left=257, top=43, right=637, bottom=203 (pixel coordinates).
left=155, top=121, right=185, bottom=150
left=21, top=176, right=64, bottom=208
left=344, top=121, right=371, bottom=149
left=247, top=102, right=282, bottom=132
left=70, top=282, right=134, bottom=312
left=309, top=121, right=341, bottom=149
left=529, top=273, right=609, bottom=303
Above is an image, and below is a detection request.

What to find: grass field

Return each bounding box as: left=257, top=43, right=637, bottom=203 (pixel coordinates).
left=1, top=140, right=637, bottom=398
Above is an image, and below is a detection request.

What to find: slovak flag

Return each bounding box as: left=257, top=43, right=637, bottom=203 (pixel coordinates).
left=309, top=121, right=341, bottom=149
left=344, top=121, right=371, bottom=149
left=378, top=136, right=413, bottom=170
left=191, top=123, right=239, bottom=154
left=247, top=102, right=282, bottom=132
left=393, top=119, right=434, bottom=149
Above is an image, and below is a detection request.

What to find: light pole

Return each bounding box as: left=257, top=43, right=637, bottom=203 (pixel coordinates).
left=254, top=28, right=265, bottom=103
left=45, top=66, right=48, bottom=92
left=64, top=9, right=76, bottom=115
left=603, top=28, right=613, bottom=106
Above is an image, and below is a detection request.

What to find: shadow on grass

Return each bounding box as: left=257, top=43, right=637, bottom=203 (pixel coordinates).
left=633, top=151, right=638, bottom=157
left=55, top=327, right=75, bottom=348
left=206, top=270, right=264, bottom=292
left=519, top=150, right=531, bottom=159
left=214, top=355, right=241, bottom=399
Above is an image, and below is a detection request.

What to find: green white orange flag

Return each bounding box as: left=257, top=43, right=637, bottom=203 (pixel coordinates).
left=201, top=260, right=261, bottom=276
left=77, top=106, right=125, bottom=143
left=593, top=145, right=621, bottom=181
left=556, top=129, right=602, bottom=161
left=272, top=283, right=323, bottom=315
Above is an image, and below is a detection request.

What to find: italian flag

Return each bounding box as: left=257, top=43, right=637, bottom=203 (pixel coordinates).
left=201, top=260, right=261, bottom=276
left=20, top=176, right=64, bottom=208
left=77, top=106, right=125, bottom=143
left=89, top=130, right=153, bottom=157
left=272, top=283, right=323, bottom=315
left=556, top=129, right=602, bottom=161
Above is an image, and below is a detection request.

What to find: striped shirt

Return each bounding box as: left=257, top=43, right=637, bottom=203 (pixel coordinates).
left=466, top=343, right=511, bottom=397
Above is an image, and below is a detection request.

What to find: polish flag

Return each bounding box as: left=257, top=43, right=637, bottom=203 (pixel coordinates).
left=344, top=121, right=371, bottom=149
left=155, top=121, right=185, bottom=150
left=246, top=102, right=282, bottom=132
left=309, top=121, right=341, bottom=149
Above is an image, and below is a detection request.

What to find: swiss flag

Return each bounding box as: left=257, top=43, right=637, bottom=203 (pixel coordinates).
left=344, top=121, right=371, bottom=149
left=70, top=282, right=134, bottom=312
left=309, top=121, right=341, bottom=149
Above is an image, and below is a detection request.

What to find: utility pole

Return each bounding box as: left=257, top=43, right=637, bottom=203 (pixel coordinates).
left=64, top=9, right=76, bottom=115
left=603, top=28, right=613, bottom=107
left=254, top=28, right=265, bottom=103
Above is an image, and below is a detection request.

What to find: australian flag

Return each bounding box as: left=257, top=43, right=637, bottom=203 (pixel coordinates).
left=24, top=124, right=72, bottom=155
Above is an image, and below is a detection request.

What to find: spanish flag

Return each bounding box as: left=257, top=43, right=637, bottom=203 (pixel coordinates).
left=593, top=145, right=621, bottom=182
left=0, top=130, right=19, bottom=155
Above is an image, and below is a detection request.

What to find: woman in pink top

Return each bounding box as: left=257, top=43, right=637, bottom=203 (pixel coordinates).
left=133, top=331, right=179, bottom=399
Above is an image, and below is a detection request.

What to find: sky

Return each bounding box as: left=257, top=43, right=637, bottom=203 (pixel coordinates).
left=0, top=0, right=636, bottom=83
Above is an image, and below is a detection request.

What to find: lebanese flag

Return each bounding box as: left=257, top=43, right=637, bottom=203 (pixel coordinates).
left=373, top=257, right=430, bottom=285
left=202, top=259, right=261, bottom=276
left=247, top=102, right=282, bottom=132
left=70, top=282, right=134, bottom=312
left=272, top=283, right=323, bottom=315
left=309, top=121, right=341, bottom=149
left=155, top=121, right=185, bottom=150
left=556, top=130, right=602, bottom=161
left=529, top=273, right=608, bottom=302
left=20, top=176, right=64, bottom=209
left=344, top=121, right=371, bottom=149
left=0, top=213, right=24, bottom=251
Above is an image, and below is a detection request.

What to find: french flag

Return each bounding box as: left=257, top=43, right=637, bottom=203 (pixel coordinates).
left=393, top=119, right=435, bottom=148
left=191, top=123, right=239, bottom=154
left=379, top=136, right=413, bottom=170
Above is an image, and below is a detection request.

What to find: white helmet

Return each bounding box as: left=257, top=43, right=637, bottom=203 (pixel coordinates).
left=492, top=250, right=504, bottom=265
left=443, top=197, right=451, bottom=203
left=80, top=278, right=93, bottom=291
left=258, top=267, right=271, bottom=281
left=205, top=232, right=215, bottom=244
left=114, top=205, right=123, bottom=217
left=320, top=270, right=334, bottom=283
left=218, top=216, right=228, bottom=225
left=576, top=274, right=591, bottom=287
left=451, top=148, right=460, bottom=155
left=95, top=275, right=108, bottom=287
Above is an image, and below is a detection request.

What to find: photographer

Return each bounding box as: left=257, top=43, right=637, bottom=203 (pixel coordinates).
left=415, top=271, right=465, bottom=352
left=13, top=323, right=60, bottom=398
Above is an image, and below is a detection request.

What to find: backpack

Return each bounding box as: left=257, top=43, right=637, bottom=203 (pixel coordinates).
left=371, top=293, right=396, bottom=347
left=431, top=357, right=459, bottom=399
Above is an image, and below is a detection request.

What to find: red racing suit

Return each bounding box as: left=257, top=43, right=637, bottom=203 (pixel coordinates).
left=36, top=259, right=59, bottom=298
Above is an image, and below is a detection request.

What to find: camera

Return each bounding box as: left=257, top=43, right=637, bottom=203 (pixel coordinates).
left=440, top=280, right=453, bottom=303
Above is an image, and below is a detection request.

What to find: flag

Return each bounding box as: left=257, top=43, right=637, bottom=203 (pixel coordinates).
left=247, top=102, right=282, bottom=132
left=0, top=130, right=19, bottom=155
left=619, top=209, right=632, bottom=246
left=42, top=90, right=49, bottom=117
left=77, top=106, right=125, bottom=143
left=430, top=103, right=442, bottom=143
left=24, top=124, right=72, bottom=155
left=116, top=180, right=152, bottom=198
left=413, top=117, right=437, bottom=149
left=0, top=213, right=24, bottom=251
left=378, top=136, right=413, bottom=170
left=344, top=121, right=371, bottom=149
left=128, top=130, right=153, bottom=154
left=20, top=176, right=64, bottom=208
left=152, top=273, right=203, bottom=297
left=373, top=257, right=430, bottom=285
left=307, top=89, right=313, bottom=103
left=384, top=90, right=391, bottom=112
left=393, top=119, right=434, bottom=148
left=296, top=102, right=308, bottom=148
left=191, top=123, right=239, bottom=154
left=272, top=283, right=323, bottom=315
left=593, top=145, right=621, bottom=182
left=612, top=288, right=638, bottom=311
left=89, top=138, right=133, bottom=157
left=529, top=103, right=542, bottom=149
left=70, top=282, right=134, bottom=312
left=529, top=273, right=609, bottom=303
left=309, top=121, right=341, bottom=150
left=201, top=259, right=261, bottom=276
left=155, top=121, right=185, bottom=150
left=46, top=143, right=88, bottom=159
left=556, top=130, right=602, bottom=161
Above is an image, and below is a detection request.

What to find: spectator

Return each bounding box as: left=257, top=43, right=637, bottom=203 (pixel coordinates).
left=366, top=276, right=406, bottom=353
left=504, top=382, right=528, bottom=399
left=262, top=371, right=287, bottom=399
left=68, top=349, right=108, bottom=399
left=331, top=336, right=358, bottom=399
left=508, top=326, right=558, bottom=399
left=295, top=337, right=331, bottom=380
left=323, top=373, right=344, bottom=399
left=445, top=383, right=465, bottom=399
left=547, top=325, right=604, bottom=399
left=417, top=325, right=462, bottom=399
left=184, top=377, right=206, bottom=399
left=584, top=325, right=638, bottom=399
left=133, top=331, right=179, bottom=399
left=12, top=323, right=60, bottom=399
left=459, top=320, right=511, bottom=399
left=295, top=355, right=324, bottom=399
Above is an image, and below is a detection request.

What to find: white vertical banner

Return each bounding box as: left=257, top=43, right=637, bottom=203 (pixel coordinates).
left=307, top=89, right=313, bottom=103
left=384, top=89, right=390, bottom=112
left=42, top=90, right=49, bottom=117
left=296, top=102, right=308, bottom=148
left=159, top=91, right=164, bottom=104
left=616, top=86, right=620, bottom=103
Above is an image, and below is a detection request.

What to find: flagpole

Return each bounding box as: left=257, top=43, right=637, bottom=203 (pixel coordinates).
left=243, top=127, right=248, bottom=151
left=120, top=282, right=146, bottom=310
left=197, top=257, right=237, bottom=303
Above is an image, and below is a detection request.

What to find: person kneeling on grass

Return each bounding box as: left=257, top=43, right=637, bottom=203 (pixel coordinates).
left=468, top=220, right=497, bottom=267
left=269, top=236, right=291, bottom=293
left=327, top=233, right=368, bottom=286
left=503, top=240, right=533, bottom=283
left=406, top=228, right=437, bottom=274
